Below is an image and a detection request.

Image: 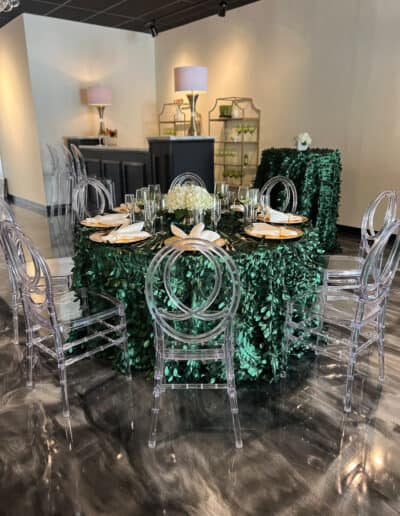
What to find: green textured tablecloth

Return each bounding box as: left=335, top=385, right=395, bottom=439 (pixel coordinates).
left=72, top=215, right=323, bottom=383
left=254, top=148, right=342, bottom=252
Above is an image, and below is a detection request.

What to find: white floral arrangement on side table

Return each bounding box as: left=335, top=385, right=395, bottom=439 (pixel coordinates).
left=166, top=185, right=214, bottom=211
left=295, top=132, right=312, bottom=151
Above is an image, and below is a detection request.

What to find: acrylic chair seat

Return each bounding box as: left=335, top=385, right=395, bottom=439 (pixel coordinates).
left=322, top=190, right=398, bottom=290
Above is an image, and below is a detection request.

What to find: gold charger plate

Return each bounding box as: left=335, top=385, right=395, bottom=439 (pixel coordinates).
left=257, top=214, right=308, bottom=224
left=164, top=236, right=226, bottom=250
left=89, top=231, right=150, bottom=244
left=113, top=206, right=129, bottom=214
left=244, top=226, right=304, bottom=240
left=81, top=218, right=128, bottom=229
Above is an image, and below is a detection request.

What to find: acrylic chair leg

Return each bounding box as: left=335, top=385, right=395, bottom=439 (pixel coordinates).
left=26, top=340, right=34, bottom=389
left=12, top=302, right=19, bottom=347
left=58, top=362, right=70, bottom=418
left=228, top=387, right=243, bottom=449
left=344, top=356, right=356, bottom=413
left=122, top=338, right=134, bottom=432
left=148, top=387, right=161, bottom=449
left=377, top=309, right=386, bottom=383
left=281, top=302, right=293, bottom=378
left=225, top=344, right=243, bottom=449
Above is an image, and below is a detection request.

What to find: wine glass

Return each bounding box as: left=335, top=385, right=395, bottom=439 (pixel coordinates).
left=214, top=182, right=229, bottom=211
left=124, top=194, right=135, bottom=223
left=145, top=199, right=157, bottom=233
left=260, top=194, right=268, bottom=222
left=211, top=195, right=221, bottom=230
left=238, top=186, right=250, bottom=222
left=249, top=188, right=260, bottom=223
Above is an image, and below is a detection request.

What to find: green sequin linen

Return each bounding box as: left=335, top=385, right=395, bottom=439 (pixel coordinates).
left=254, top=148, right=342, bottom=252
left=72, top=214, right=323, bottom=383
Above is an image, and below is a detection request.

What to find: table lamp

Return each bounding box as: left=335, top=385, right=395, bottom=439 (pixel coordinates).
left=87, top=86, right=112, bottom=136
left=174, top=66, right=208, bottom=136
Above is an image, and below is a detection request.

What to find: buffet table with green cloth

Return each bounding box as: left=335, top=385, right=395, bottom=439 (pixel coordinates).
left=254, top=148, right=342, bottom=252
left=72, top=214, right=323, bottom=384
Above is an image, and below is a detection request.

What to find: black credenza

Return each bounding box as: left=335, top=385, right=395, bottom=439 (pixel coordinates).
left=78, top=146, right=151, bottom=206
left=67, top=136, right=215, bottom=205
left=148, top=137, right=214, bottom=193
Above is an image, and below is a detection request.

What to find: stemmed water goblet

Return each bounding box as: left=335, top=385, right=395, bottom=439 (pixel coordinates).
left=249, top=188, right=260, bottom=223
left=238, top=186, right=250, bottom=223
left=145, top=200, right=157, bottom=233
left=214, top=182, right=229, bottom=212
left=211, top=196, right=221, bottom=230
left=124, top=194, right=135, bottom=223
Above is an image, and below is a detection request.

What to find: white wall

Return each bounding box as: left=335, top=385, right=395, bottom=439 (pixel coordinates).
left=24, top=14, right=157, bottom=150
left=155, top=0, right=400, bottom=227
left=0, top=16, right=46, bottom=205
left=0, top=13, right=158, bottom=206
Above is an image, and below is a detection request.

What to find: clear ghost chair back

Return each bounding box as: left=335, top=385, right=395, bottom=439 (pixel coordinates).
left=70, top=144, right=116, bottom=206
left=72, top=178, right=113, bottom=219
left=260, top=175, right=298, bottom=213
left=145, top=238, right=243, bottom=448
left=70, top=144, right=87, bottom=180
left=1, top=220, right=56, bottom=331
left=359, top=219, right=400, bottom=302
left=169, top=172, right=207, bottom=190
left=0, top=198, right=15, bottom=223
left=0, top=200, right=19, bottom=346
left=360, top=190, right=398, bottom=258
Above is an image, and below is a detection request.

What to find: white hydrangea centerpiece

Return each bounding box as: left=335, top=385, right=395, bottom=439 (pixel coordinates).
left=295, top=132, right=312, bottom=151
left=166, top=184, right=214, bottom=211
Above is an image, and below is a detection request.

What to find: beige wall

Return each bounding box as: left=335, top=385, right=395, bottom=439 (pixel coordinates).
left=0, top=16, right=46, bottom=205
left=24, top=14, right=157, bottom=150
left=155, top=0, right=400, bottom=227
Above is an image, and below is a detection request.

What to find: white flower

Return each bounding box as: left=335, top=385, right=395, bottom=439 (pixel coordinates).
left=296, top=132, right=312, bottom=146
left=166, top=185, right=214, bottom=211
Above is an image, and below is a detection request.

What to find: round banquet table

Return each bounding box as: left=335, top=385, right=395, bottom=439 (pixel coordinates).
left=72, top=213, right=323, bottom=384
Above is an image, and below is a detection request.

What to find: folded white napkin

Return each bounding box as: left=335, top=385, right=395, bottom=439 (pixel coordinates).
left=230, top=204, right=245, bottom=213
left=103, top=222, right=150, bottom=243
left=266, top=208, right=303, bottom=223
left=170, top=223, right=221, bottom=242
left=248, top=223, right=298, bottom=237
left=85, top=213, right=129, bottom=224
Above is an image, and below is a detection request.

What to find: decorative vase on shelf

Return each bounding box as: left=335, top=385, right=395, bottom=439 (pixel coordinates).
left=295, top=132, right=312, bottom=151
left=231, top=103, right=241, bottom=119
left=174, top=104, right=185, bottom=137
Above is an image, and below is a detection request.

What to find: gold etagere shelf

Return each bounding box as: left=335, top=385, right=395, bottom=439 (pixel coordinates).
left=208, top=97, right=260, bottom=186
left=159, top=101, right=203, bottom=136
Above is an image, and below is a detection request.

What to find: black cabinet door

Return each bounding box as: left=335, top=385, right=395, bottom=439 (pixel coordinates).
left=123, top=161, right=147, bottom=194
left=101, top=160, right=124, bottom=205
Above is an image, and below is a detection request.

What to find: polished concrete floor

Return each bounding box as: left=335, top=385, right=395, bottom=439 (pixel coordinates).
left=0, top=206, right=399, bottom=515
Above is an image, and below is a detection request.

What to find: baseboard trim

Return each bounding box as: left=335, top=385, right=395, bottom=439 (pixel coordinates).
left=337, top=224, right=360, bottom=237
left=9, top=195, right=47, bottom=215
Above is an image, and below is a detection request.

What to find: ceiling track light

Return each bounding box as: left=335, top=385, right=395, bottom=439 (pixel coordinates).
left=0, top=0, right=20, bottom=13
left=218, top=1, right=227, bottom=17
left=146, top=21, right=158, bottom=38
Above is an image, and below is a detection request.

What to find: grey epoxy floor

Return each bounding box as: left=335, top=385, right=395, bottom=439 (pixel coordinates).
left=0, top=206, right=399, bottom=515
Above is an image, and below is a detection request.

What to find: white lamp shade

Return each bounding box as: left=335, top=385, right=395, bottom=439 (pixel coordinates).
left=87, top=86, right=112, bottom=106
left=174, top=66, right=208, bottom=93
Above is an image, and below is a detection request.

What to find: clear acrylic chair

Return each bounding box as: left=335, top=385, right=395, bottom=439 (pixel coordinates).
left=169, top=172, right=207, bottom=190
left=72, top=178, right=114, bottom=220
left=0, top=220, right=131, bottom=417
left=0, top=199, right=73, bottom=346
left=70, top=144, right=116, bottom=207
left=260, top=175, right=298, bottom=213
left=283, top=219, right=400, bottom=413
left=145, top=238, right=243, bottom=448
left=323, top=190, right=398, bottom=290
